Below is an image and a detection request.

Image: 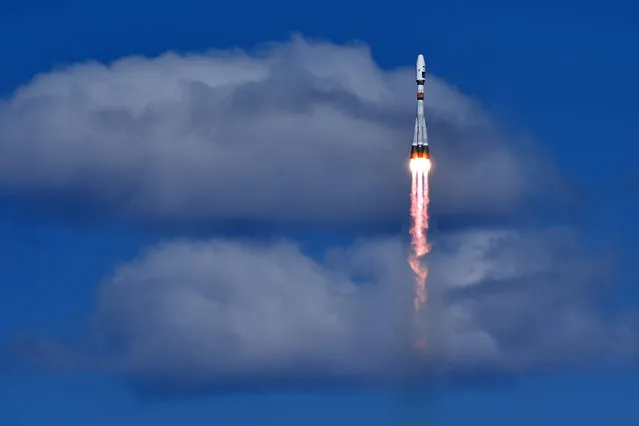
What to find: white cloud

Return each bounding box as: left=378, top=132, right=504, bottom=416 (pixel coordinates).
left=0, top=36, right=567, bottom=227
left=25, top=229, right=632, bottom=390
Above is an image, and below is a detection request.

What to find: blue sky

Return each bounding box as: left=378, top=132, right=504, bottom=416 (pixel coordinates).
left=1, top=0, right=638, bottom=425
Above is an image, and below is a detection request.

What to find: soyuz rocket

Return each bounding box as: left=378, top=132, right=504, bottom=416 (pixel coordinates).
left=410, top=54, right=430, bottom=159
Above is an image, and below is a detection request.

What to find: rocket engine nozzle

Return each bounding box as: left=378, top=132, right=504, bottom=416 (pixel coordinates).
left=410, top=145, right=430, bottom=159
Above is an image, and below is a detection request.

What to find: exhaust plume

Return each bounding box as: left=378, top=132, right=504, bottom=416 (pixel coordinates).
left=408, top=158, right=432, bottom=346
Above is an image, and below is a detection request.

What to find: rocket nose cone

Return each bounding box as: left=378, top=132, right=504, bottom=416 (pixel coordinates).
left=416, top=54, right=426, bottom=82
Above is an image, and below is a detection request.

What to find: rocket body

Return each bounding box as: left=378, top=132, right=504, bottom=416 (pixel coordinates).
left=410, top=54, right=430, bottom=159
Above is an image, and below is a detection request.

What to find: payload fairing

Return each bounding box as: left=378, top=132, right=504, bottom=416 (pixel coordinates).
left=410, top=54, right=430, bottom=159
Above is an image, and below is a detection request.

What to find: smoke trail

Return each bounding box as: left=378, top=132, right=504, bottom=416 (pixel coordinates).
left=408, top=159, right=431, bottom=320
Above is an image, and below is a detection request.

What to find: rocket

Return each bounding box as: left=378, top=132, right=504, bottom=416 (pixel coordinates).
left=410, top=54, right=430, bottom=159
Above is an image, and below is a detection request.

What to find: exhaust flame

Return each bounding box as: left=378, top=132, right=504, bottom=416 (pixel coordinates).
left=408, top=158, right=431, bottom=318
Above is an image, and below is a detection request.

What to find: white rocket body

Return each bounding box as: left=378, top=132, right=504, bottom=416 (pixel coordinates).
left=411, top=54, right=430, bottom=159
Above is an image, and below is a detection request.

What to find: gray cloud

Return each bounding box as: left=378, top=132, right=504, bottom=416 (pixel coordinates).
left=0, top=36, right=570, bottom=227
left=20, top=229, right=635, bottom=391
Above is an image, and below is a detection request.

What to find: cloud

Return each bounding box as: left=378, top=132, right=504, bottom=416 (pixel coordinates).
left=86, top=237, right=413, bottom=388
left=423, top=228, right=637, bottom=371
left=16, top=229, right=636, bottom=391
left=1, top=34, right=616, bottom=395
left=0, top=36, right=570, bottom=228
